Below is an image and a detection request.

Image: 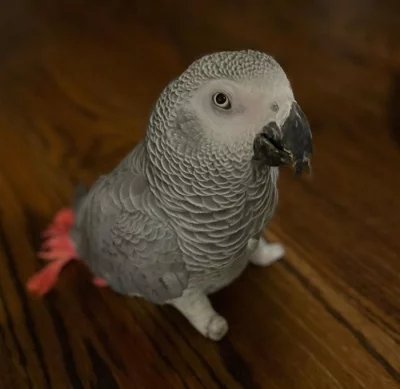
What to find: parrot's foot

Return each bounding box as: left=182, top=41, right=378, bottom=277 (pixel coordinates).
left=207, top=315, right=229, bottom=341
left=170, top=292, right=229, bottom=341
left=26, top=208, right=107, bottom=296
left=250, top=238, right=285, bottom=266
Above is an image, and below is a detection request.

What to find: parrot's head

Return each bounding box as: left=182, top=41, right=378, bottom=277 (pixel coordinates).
left=151, top=50, right=312, bottom=175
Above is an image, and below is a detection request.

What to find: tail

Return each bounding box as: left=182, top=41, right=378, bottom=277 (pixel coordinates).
left=26, top=182, right=102, bottom=297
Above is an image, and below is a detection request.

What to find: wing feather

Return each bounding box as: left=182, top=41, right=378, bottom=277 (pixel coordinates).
left=77, top=169, right=188, bottom=304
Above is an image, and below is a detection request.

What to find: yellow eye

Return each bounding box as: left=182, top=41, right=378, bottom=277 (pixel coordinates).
left=212, top=93, right=231, bottom=109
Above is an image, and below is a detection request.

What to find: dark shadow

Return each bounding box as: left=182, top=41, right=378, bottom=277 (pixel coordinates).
left=388, top=72, right=400, bottom=149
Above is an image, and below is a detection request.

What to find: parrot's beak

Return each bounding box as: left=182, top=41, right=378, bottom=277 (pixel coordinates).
left=252, top=102, right=313, bottom=175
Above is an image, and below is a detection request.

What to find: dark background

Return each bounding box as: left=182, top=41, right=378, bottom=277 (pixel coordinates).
left=0, top=1, right=399, bottom=388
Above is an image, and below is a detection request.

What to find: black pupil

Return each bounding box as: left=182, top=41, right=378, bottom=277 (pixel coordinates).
left=215, top=93, right=227, bottom=105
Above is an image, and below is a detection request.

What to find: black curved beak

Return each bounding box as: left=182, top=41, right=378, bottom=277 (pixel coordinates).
left=253, top=102, right=313, bottom=175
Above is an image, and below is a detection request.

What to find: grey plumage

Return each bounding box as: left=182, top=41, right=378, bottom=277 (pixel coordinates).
left=70, top=50, right=312, bottom=338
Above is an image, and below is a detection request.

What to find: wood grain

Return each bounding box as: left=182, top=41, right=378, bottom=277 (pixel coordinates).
left=0, top=0, right=400, bottom=388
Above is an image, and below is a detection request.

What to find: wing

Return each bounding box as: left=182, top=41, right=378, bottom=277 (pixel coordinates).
left=77, top=169, right=188, bottom=304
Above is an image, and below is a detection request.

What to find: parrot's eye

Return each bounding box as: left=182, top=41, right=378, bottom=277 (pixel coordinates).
left=212, top=92, right=231, bottom=109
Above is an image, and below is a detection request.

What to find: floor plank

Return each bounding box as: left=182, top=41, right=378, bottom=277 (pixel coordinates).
left=0, top=0, right=400, bottom=388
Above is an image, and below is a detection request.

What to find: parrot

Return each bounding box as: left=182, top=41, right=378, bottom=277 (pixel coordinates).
left=26, top=50, right=312, bottom=341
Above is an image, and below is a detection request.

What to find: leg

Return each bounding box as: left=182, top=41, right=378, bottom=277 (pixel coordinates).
left=249, top=236, right=285, bottom=266
left=170, top=292, right=228, bottom=341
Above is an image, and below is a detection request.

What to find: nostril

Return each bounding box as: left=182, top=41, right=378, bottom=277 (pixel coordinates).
left=270, top=102, right=280, bottom=112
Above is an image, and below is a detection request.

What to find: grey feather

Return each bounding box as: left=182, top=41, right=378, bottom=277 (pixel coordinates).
left=74, top=142, right=188, bottom=304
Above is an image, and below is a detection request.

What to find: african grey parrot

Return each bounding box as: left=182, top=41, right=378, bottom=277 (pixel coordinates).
left=27, top=49, right=312, bottom=341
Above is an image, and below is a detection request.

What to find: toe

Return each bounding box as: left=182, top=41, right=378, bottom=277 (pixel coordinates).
left=251, top=242, right=285, bottom=266
left=264, top=243, right=285, bottom=261
left=207, top=315, right=229, bottom=341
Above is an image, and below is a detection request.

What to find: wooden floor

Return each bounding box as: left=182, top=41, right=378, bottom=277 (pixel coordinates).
left=1, top=0, right=400, bottom=388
